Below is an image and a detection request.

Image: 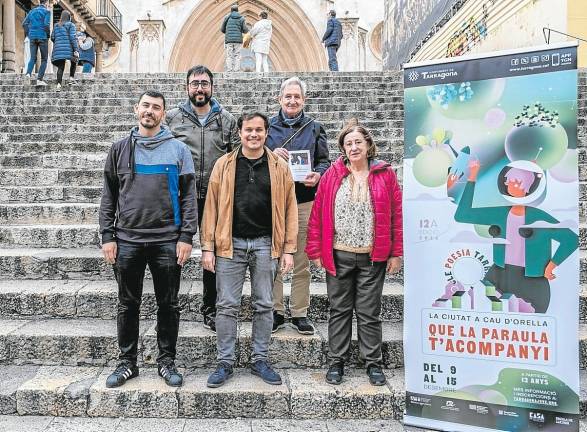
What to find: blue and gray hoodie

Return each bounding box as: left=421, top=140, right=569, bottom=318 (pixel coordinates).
left=99, top=126, right=198, bottom=244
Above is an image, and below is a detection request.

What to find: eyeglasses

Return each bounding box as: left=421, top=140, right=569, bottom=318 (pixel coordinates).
left=188, top=80, right=211, bottom=89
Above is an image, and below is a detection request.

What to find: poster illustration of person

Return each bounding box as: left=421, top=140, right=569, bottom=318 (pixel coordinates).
left=403, top=43, right=581, bottom=432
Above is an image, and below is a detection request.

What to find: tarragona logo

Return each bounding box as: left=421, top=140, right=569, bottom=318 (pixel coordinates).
left=421, top=70, right=458, bottom=80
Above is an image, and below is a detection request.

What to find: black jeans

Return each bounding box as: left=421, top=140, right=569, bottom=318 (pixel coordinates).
left=325, top=250, right=386, bottom=367
left=198, top=197, right=217, bottom=316
left=52, top=59, right=76, bottom=85
left=114, top=240, right=181, bottom=364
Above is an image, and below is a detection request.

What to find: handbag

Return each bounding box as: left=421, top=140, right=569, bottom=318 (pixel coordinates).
left=243, top=32, right=252, bottom=49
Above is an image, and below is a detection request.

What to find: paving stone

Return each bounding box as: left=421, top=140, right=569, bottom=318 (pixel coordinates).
left=251, top=419, right=328, bottom=431
left=116, top=418, right=187, bottom=432
left=45, top=416, right=121, bottom=432
left=16, top=366, right=101, bottom=416
left=182, top=418, right=251, bottom=432
left=0, top=415, right=53, bottom=432
left=178, top=368, right=290, bottom=418
left=87, top=368, right=180, bottom=418
left=288, top=368, right=403, bottom=420
left=326, top=419, right=411, bottom=432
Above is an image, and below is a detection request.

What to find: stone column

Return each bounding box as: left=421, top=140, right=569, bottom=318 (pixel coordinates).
left=128, top=30, right=139, bottom=73
left=95, top=39, right=104, bottom=72
left=339, top=17, right=359, bottom=72
left=2, top=0, right=17, bottom=72
left=136, top=19, right=166, bottom=73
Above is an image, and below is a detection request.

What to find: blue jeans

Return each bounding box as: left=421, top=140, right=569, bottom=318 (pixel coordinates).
left=82, top=62, right=93, bottom=73
left=327, top=45, right=339, bottom=71
left=26, top=39, right=48, bottom=79
left=215, top=236, right=277, bottom=365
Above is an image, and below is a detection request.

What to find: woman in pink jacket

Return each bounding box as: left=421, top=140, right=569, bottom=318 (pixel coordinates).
left=305, top=121, right=403, bottom=386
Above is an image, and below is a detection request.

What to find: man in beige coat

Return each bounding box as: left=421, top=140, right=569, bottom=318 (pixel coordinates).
left=201, top=112, right=298, bottom=388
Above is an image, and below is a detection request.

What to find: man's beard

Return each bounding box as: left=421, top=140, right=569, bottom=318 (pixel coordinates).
left=190, top=92, right=212, bottom=107
left=140, top=116, right=160, bottom=129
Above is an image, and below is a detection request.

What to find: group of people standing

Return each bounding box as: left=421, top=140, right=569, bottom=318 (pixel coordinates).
left=98, top=64, right=404, bottom=390
left=221, top=5, right=344, bottom=73
left=22, top=0, right=96, bottom=88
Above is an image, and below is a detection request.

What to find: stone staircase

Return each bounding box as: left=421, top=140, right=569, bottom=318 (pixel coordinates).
left=0, top=71, right=585, bottom=429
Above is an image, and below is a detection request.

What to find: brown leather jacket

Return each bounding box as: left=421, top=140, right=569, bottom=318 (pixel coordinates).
left=200, top=147, right=298, bottom=259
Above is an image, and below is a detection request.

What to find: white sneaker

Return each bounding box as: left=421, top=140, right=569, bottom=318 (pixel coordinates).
left=56, top=83, right=62, bottom=91
left=68, top=78, right=78, bottom=85
left=36, top=80, right=48, bottom=86
left=25, top=74, right=31, bottom=78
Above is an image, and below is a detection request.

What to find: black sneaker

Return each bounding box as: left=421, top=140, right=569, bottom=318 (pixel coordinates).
left=207, top=361, right=234, bottom=388
left=250, top=360, right=282, bottom=385
left=291, top=317, right=315, bottom=335
left=106, top=361, right=139, bottom=388
left=367, top=365, right=387, bottom=386
left=325, top=362, right=344, bottom=385
left=203, top=313, right=216, bottom=332
left=272, top=312, right=286, bottom=333
left=158, top=360, right=183, bottom=387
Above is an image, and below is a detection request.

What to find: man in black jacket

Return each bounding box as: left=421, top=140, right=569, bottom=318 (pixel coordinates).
left=99, top=90, right=198, bottom=388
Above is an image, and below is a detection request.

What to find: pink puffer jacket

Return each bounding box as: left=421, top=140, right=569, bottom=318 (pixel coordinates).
left=305, top=157, right=403, bottom=276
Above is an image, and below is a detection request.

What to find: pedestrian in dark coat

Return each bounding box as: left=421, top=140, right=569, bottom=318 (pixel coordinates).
left=322, top=10, right=343, bottom=71
left=51, top=10, right=79, bottom=89
left=220, top=4, right=249, bottom=72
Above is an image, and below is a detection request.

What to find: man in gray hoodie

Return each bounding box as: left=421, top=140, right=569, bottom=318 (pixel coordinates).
left=99, top=90, right=197, bottom=389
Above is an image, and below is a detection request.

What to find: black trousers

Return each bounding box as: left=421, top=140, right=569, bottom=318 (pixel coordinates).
left=198, top=197, right=217, bottom=316
left=114, top=240, right=181, bottom=364
left=326, top=250, right=386, bottom=367
left=52, top=59, right=76, bottom=85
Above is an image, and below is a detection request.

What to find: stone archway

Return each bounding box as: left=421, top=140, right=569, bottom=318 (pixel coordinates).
left=168, top=0, right=328, bottom=72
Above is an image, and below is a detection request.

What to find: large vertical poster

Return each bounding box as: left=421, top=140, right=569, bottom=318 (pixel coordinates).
left=403, top=43, right=580, bottom=431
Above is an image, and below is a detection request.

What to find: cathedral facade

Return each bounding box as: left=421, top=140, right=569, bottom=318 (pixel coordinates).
left=107, top=0, right=384, bottom=73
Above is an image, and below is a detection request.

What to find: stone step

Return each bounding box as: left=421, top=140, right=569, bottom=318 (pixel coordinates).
left=0, top=169, right=110, bottom=187
left=1, top=244, right=586, bottom=286
left=0, top=247, right=405, bottom=283
left=1, top=117, right=397, bottom=134
left=1, top=108, right=402, bottom=123
left=0, top=365, right=405, bottom=420
left=0, top=83, right=402, bottom=94
left=0, top=147, right=402, bottom=169
left=0, top=126, right=403, bottom=143
left=1, top=363, right=586, bottom=421
left=0, top=203, right=99, bottom=225
left=0, top=317, right=403, bottom=369
left=0, top=89, right=403, bottom=102
left=0, top=279, right=403, bottom=323
left=0, top=416, right=411, bottom=432
left=0, top=97, right=404, bottom=112
left=0, top=209, right=585, bottom=250
left=0, top=186, right=112, bottom=203
left=0, top=139, right=404, bottom=158
left=0, top=224, right=100, bottom=248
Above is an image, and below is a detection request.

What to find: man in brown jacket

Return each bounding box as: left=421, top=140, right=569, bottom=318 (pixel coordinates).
left=200, top=112, right=298, bottom=388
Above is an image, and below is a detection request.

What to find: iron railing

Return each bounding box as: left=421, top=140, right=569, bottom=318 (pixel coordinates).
left=95, top=0, right=122, bottom=34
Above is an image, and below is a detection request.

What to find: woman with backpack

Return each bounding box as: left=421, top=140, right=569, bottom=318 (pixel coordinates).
left=51, top=10, right=79, bottom=90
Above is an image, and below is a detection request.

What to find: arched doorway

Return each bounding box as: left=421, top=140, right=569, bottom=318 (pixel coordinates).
left=168, top=0, right=328, bottom=72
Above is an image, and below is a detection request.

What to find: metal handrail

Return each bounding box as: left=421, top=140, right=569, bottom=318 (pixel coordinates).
left=96, top=0, right=122, bottom=34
